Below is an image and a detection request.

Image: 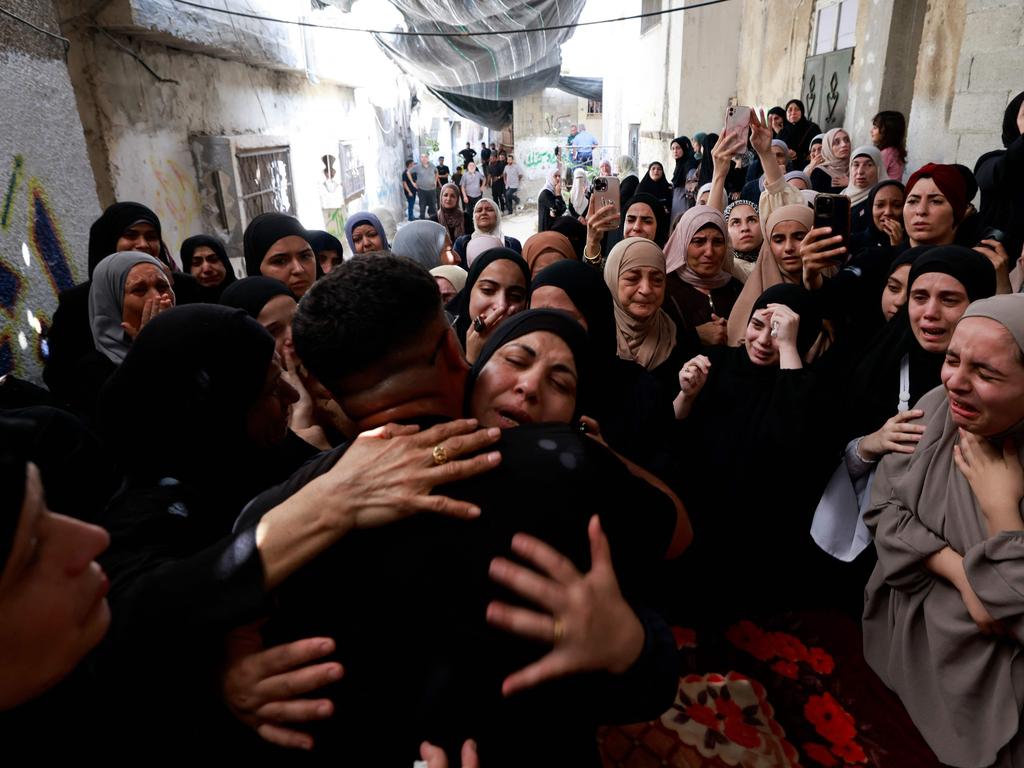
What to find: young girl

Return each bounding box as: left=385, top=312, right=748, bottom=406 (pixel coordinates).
left=871, top=110, right=907, bottom=181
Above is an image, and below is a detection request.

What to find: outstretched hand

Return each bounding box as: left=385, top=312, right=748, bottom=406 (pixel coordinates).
left=326, top=419, right=502, bottom=531
left=748, top=108, right=773, bottom=156
left=222, top=623, right=342, bottom=751
left=486, top=515, right=645, bottom=696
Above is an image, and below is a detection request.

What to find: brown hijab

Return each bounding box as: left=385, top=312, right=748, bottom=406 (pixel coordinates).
left=726, top=205, right=813, bottom=345
left=437, top=183, right=466, bottom=241
left=663, top=205, right=733, bottom=290
left=603, top=237, right=677, bottom=370
left=863, top=294, right=1024, bottom=768
left=521, top=231, right=577, bottom=275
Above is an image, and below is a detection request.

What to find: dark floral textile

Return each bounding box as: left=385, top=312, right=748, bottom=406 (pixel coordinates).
left=599, top=612, right=940, bottom=768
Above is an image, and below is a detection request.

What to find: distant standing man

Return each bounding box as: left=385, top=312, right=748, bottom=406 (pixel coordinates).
left=479, top=142, right=491, bottom=168
left=436, top=156, right=450, bottom=191
left=415, top=153, right=439, bottom=219
left=401, top=159, right=417, bottom=222
left=459, top=142, right=476, bottom=168
left=572, top=122, right=599, bottom=167
left=503, top=153, right=524, bottom=213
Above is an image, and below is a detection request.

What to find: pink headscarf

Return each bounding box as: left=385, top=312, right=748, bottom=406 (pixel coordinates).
left=664, top=205, right=733, bottom=290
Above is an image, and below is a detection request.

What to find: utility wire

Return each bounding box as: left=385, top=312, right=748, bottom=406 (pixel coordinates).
left=0, top=6, right=71, bottom=50
left=171, top=0, right=734, bottom=37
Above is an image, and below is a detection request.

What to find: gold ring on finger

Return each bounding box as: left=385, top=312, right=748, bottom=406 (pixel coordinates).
left=432, top=444, right=449, bottom=465
left=552, top=618, right=565, bottom=645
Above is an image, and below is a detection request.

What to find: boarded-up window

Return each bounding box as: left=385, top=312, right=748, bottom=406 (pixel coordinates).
left=236, top=146, right=296, bottom=220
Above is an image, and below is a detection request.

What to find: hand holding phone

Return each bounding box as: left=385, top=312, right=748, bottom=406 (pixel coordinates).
left=590, top=176, right=621, bottom=217
left=813, top=194, right=851, bottom=258
left=725, top=106, right=752, bottom=155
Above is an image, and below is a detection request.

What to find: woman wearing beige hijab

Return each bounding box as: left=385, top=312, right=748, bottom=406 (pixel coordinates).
left=726, top=204, right=814, bottom=346
left=603, top=236, right=694, bottom=391
left=809, top=127, right=852, bottom=193
left=863, top=294, right=1024, bottom=767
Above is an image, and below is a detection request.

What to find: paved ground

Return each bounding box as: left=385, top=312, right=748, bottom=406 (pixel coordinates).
left=500, top=207, right=538, bottom=244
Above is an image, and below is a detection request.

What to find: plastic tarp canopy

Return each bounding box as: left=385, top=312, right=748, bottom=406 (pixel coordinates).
left=373, top=0, right=589, bottom=129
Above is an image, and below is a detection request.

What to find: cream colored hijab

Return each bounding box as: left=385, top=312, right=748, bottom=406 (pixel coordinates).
left=726, top=204, right=813, bottom=346
left=819, top=127, right=850, bottom=183
left=603, top=236, right=677, bottom=370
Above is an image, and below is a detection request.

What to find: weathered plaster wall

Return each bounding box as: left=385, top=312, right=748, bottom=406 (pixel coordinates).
left=64, top=28, right=398, bottom=262
left=676, top=0, right=742, bottom=136
left=904, top=0, right=968, bottom=172
left=0, top=2, right=100, bottom=382
left=513, top=89, right=582, bottom=204
left=602, top=9, right=680, bottom=174
left=736, top=0, right=815, bottom=112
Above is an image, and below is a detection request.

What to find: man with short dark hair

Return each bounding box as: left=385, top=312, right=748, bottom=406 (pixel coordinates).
left=415, top=153, right=439, bottom=219
left=458, top=142, right=476, bottom=168
left=236, top=256, right=679, bottom=764
left=503, top=153, right=524, bottom=213
left=436, top=156, right=450, bottom=190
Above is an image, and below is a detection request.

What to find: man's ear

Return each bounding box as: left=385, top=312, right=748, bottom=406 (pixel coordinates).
left=441, top=326, right=471, bottom=373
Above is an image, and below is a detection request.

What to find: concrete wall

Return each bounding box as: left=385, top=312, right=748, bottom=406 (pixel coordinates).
left=938, top=0, right=1021, bottom=172
left=513, top=88, right=582, bottom=205
left=736, top=0, right=815, bottom=112
left=63, top=25, right=408, bottom=264
left=676, top=0, right=742, bottom=136
left=0, top=1, right=100, bottom=382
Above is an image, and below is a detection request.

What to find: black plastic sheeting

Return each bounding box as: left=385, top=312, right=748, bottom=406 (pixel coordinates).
left=373, top=0, right=599, bottom=129
left=556, top=75, right=602, bottom=102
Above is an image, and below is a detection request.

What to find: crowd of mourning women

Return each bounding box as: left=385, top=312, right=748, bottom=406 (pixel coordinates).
left=2, top=90, right=1024, bottom=766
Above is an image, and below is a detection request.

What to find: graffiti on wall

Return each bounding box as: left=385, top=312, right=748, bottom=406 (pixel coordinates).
left=0, top=154, right=76, bottom=378
left=524, top=149, right=558, bottom=169
left=151, top=157, right=202, bottom=258
left=544, top=114, right=573, bottom=136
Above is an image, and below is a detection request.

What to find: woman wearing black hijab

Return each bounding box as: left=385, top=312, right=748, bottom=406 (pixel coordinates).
left=445, top=247, right=531, bottom=353
left=529, top=260, right=675, bottom=475
left=465, top=308, right=593, bottom=429
left=670, top=136, right=697, bottom=220
left=242, top=212, right=319, bottom=297
left=671, top=284, right=833, bottom=617
left=838, top=246, right=997, bottom=451
left=583, top=191, right=672, bottom=265
left=636, top=161, right=673, bottom=215
left=780, top=99, right=821, bottom=167
left=696, top=132, right=719, bottom=186
left=307, top=229, right=345, bottom=274
left=848, top=179, right=907, bottom=252
left=92, top=303, right=317, bottom=754
left=974, top=90, right=1024, bottom=265
left=180, top=234, right=236, bottom=302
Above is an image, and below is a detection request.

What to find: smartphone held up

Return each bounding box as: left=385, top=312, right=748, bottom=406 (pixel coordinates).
left=813, top=194, right=851, bottom=260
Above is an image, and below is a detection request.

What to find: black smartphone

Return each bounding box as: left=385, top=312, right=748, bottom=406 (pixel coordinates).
left=813, top=194, right=851, bottom=257
left=976, top=226, right=1006, bottom=247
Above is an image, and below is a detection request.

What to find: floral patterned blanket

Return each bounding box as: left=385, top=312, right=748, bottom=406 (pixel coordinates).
left=599, top=612, right=941, bottom=768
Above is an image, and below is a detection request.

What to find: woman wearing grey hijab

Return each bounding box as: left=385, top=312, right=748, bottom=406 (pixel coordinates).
left=65, top=251, right=175, bottom=421
left=390, top=219, right=452, bottom=270
left=864, top=294, right=1024, bottom=767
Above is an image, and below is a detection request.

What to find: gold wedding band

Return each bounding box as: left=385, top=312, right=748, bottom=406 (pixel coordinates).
left=432, top=444, right=449, bottom=465
left=552, top=618, right=565, bottom=645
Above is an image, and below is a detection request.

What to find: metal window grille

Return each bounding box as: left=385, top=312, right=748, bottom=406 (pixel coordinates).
left=236, top=146, right=296, bottom=220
